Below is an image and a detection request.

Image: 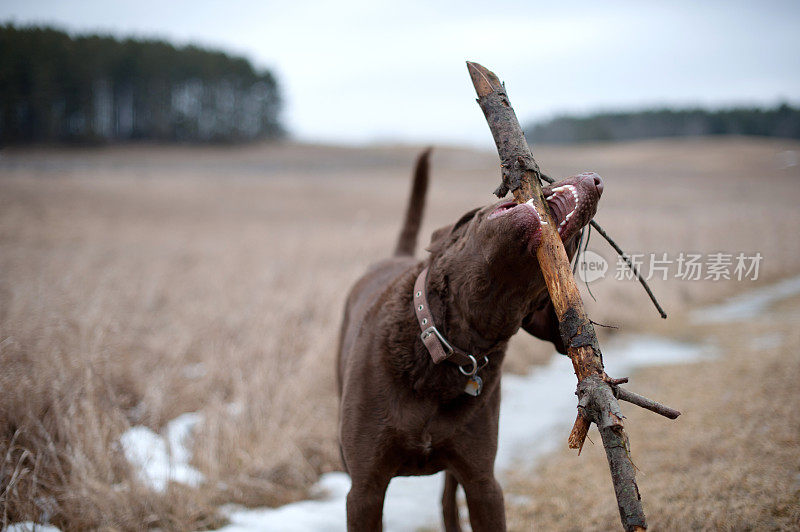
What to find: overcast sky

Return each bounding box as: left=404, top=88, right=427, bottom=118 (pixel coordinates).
left=3, top=1, right=799, bottom=146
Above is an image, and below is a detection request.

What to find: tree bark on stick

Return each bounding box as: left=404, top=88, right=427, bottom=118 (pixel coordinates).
left=467, top=61, right=650, bottom=531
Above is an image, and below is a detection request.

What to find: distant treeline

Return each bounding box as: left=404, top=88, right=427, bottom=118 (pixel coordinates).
left=525, top=105, right=800, bottom=144
left=0, top=24, right=283, bottom=144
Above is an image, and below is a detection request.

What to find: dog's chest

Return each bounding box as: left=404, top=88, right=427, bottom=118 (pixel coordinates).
left=395, top=430, right=448, bottom=476
left=396, top=396, right=485, bottom=449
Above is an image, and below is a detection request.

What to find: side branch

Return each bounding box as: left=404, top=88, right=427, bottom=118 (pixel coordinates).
left=588, top=221, right=667, bottom=319
left=539, top=172, right=667, bottom=319
left=616, top=387, right=681, bottom=419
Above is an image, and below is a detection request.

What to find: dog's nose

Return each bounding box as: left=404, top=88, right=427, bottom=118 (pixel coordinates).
left=593, top=174, right=603, bottom=195
left=581, top=172, right=603, bottom=196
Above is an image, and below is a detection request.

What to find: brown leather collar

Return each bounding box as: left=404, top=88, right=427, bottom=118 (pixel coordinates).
left=413, top=267, right=488, bottom=374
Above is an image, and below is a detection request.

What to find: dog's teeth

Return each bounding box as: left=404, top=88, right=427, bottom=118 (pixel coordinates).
left=528, top=202, right=548, bottom=224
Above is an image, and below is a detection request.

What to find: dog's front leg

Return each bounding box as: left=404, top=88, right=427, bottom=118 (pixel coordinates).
left=447, top=454, right=506, bottom=530
left=461, top=476, right=506, bottom=532
left=346, top=474, right=390, bottom=532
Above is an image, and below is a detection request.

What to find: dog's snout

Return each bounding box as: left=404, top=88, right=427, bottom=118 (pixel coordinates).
left=579, top=172, right=603, bottom=196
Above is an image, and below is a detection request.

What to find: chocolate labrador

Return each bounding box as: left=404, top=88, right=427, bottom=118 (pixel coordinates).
left=336, top=149, right=603, bottom=531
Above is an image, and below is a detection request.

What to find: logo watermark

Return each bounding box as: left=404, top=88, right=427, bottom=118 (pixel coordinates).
left=576, top=250, right=608, bottom=283
left=575, top=251, right=763, bottom=283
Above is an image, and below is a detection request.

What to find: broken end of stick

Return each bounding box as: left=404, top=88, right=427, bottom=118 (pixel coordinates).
left=568, top=413, right=591, bottom=454
left=466, top=61, right=502, bottom=97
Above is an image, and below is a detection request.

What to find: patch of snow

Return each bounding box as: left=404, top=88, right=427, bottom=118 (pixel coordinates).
left=167, top=412, right=203, bottom=467
left=217, top=473, right=350, bottom=532
left=690, top=274, right=800, bottom=324
left=4, top=523, right=61, bottom=532
left=213, top=335, right=707, bottom=532
left=120, top=412, right=204, bottom=492
left=217, top=471, right=444, bottom=532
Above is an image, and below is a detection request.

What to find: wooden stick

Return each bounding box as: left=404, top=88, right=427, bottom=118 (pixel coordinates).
left=466, top=60, right=605, bottom=443
left=467, top=61, right=647, bottom=532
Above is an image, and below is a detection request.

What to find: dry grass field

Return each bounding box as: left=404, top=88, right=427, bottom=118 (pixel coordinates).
left=1, top=137, right=799, bottom=530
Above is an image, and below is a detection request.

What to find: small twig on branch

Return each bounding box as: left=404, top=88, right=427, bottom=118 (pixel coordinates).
left=590, top=318, right=619, bottom=330
left=539, top=172, right=667, bottom=319
left=588, top=220, right=667, bottom=319
left=571, top=377, right=680, bottom=452
left=615, top=386, right=681, bottom=420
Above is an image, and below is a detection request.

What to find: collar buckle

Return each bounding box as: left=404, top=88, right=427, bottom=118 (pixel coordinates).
left=420, top=326, right=454, bottom=356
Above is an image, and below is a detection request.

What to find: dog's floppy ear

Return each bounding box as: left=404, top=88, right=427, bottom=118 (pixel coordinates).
left=451, top=207, right=480, bottom=233
left=522, top=300, right=566, bottom=354
left=426, top=207, right=480, bottom=256
left=426, top=224, right=454, bottom=256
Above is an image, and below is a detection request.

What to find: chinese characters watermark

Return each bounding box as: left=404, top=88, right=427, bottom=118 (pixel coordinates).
left=576, top=251, right=763, bottom=283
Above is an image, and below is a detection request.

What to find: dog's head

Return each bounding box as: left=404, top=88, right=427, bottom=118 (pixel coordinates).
left=426, top=172, right=603, bottom=346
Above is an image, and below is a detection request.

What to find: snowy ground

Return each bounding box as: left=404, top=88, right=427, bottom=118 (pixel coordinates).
left=120, top=412, right=204, bottom=492
left=690, top=274, right=800, bottom=323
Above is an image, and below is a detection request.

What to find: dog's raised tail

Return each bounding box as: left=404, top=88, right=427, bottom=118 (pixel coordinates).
left=394, top=148, right=432, bottom=256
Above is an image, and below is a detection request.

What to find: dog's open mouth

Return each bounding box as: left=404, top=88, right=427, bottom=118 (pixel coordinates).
left=487, top=172, right=602, bottom=241
left=546, top=184, right=579, bottom=234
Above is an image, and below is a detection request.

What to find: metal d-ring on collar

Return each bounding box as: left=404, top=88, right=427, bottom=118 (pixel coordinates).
left=413, top=267, right=489, bottom=375
left=458, top=354, right=490, bottom=377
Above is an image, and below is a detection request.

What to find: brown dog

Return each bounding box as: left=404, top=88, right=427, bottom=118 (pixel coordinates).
left=336, top=150, right=603, bottom=531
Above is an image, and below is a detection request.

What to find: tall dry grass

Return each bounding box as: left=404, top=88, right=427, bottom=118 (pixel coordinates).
left=1, top=138, right=799, bottom=529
